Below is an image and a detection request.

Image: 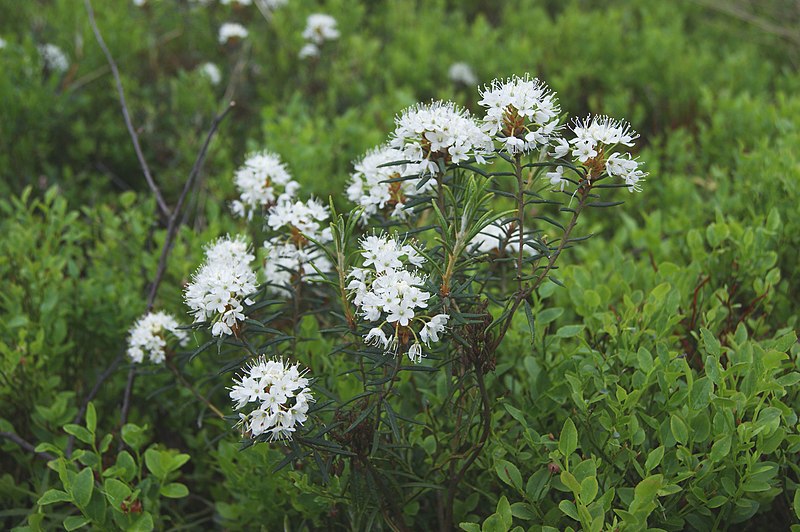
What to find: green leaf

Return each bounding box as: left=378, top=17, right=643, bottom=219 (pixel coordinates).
left=510, top=502, right=536, bottom=520
left=537, top=307, right=563, bottom=325
left=144, top=449, right=165, bottom=479
left=525, top=469, right=550, bottom=502
left=496, top=496, right=512, bottom=529
left=559, top=500, right=580, bottom=521
left=71, top=467, right=94, bottom=509
left=710, top=436, right=732, bottom=463
left=85, top=403, right=96, bottom=434
left=559, top=418, right=578, bottom=457
left=38, top=489, right=71, bottom=506
left=459, top=524, right=481, bottom=532
left=793, top=488, right=800, bottom=519
left=560, top=471, right=581, bottom=494
left=557, top=325, right=584, bottom=338
left=689, top=377, right=713, bottom=410
left=103, top=478, right=131, bottom=509
left=128, top=512, right=154, bottom=532
left=701, top=328, right=720, bottom=357
left=670, top=415, right=688, bottom=445
left=645, top=446, right=664, bottom=471
left=580, top=476, right=598, bottom=503
left=121, top=424, right=148, bottom=452
left=63, top=515, right=90, bottom=531
left=64, top=424, right=93, bottom=445
left=523, top=301, right=535, bottom=346
left=482, top=513, right=508, bottom=532
left=160, top=482, right=189, bottom=498
left=496, top=460, right=523, bottom=491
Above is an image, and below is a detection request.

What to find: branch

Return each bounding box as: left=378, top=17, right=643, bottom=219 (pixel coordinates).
left=0, top=431, right=55, bottom=461
left=121, top=102, right=235, bottom=430
left=84, top=0, right=170, bottom=218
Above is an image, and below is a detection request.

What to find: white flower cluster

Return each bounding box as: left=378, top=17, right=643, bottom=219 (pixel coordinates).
left=346, top=145, right=430, bottom=221
left=127, top=312, right=188, bottom=364
left=230, top=356, right=314, bottom=441
left=219, top=22, right=248, bottom=44
left=478, top=75, right=561, bottom=155
left=569, top=115, right=647, bottom=191
left=231, top=151, right=299, bottom=220
left=263, top=197, right=333, bottom=293
left=390, top=101, right=492, bottom=175
left=448, top=62, right=478, bottom=86
left=299, top=13, right=339, bottom=59
left=184, top=236, right=257, bottom=336
left=199, top=62, right=221, bottom=85
left=347, top=234, right=449, bottom=363
left=39, top=44, right=69, bottom=73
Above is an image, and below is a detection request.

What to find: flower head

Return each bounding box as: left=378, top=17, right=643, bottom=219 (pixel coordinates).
left=346, top=145, right=430, bottom=221
left=127, top=312, right=188, bottom=364
left=348, top=234, right=447, bottom=363
left=302, top=14, right=340, bottom=45
left=199, top=62, right=221, bottom=85
left=448, top=62, right=477, bottom=86
left=478, top=74, right=561, bottom=154
left=230, top=151, right=298, bottom=220
left=219, top=22, right=248, bottom=44
left=390, top=101, right=492, bottom=175
left=39, top=44, right=69, bottom=73
left=184, top=236, right=257, bottom=337
left=568, top=115, right=647, bottom=191
left=230, top=356, right=314, bottom=441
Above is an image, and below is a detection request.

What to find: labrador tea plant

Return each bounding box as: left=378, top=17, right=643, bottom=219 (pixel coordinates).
left=126, top=74, right=650, bottom=529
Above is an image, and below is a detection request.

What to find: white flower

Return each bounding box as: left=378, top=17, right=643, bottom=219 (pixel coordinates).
left=267, top=197, right=331, bottom=240
left=127, top=312, right=188, bottom=364
left=546, top=166, right=567, bottom=191
left=298, top=43, right=319, bottom=59
left=549, top=137, right=570, bottom=158
left=39, top=44, right=69, bottom=73
left=199, top=62, right=221, bottom=85
left=0, top=38, right=6, bottom=50
left=302, top=13, right=339, bottom=45
left=569, top=115, right=647, bottom=190
left=478, top=74, right=561, bottom=154
left=132, top=0, right=147, bottom=6
left=219, top=22, right=248, bottom=44
left=231, top=151, right=298, bottom=220
left=448, top=62, right=477, bottom=86
left=408, top=343, right=423, bottom=363
left=347, top=145, right=431, bottom=221
left=390, top=101, right=492, bottom=173
left=348, top=234, right=445, bottom=362
left=419, top=314, right=449, bottom=346
left=221, top=0, right=253, bottom=4
left=184, top=235, right=257, bottom=337
left=230, top=356, right=314, bottom=441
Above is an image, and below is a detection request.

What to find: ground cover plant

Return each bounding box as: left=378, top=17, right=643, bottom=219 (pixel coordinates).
left=1, top=0, right=799, bottom=530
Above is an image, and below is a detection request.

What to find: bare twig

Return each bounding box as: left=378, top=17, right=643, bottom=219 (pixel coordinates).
left=84, top=0, right=170, bottom=218
left=120, top=101, right=234, bottom=430
left=1, top=431, right=56, bottom=461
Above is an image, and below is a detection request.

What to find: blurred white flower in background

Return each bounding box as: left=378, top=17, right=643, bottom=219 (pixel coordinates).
left=38, top=43, right=69, bottom=73
left=448, top=62, right=477, bottom=86
left=127, top=312, right=188, bottom=364
left=199, top=62, right=222, bottom=85
left=218, top=22, right=248, bottom=44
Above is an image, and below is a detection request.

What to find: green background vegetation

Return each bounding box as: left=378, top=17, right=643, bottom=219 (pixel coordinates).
left=1, top=0, right=799, bottom=530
